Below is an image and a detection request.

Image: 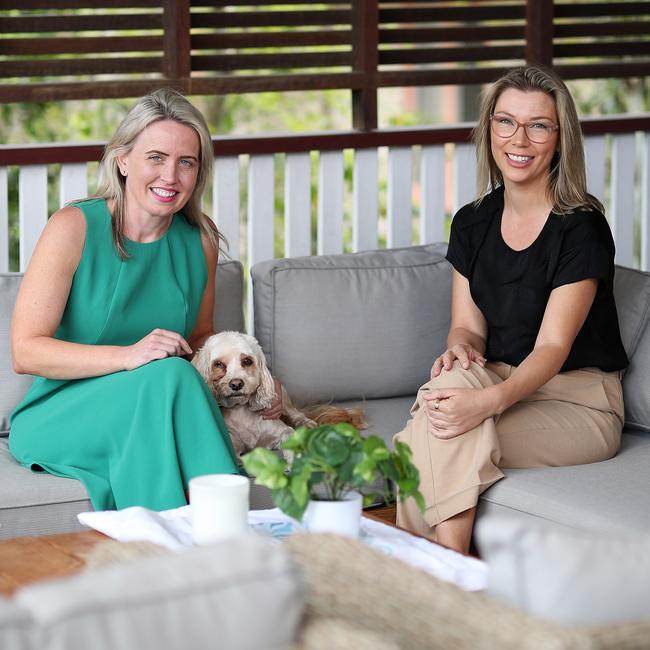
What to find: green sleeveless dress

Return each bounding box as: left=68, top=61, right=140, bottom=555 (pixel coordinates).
left=9, top=198, right=238, bottom=511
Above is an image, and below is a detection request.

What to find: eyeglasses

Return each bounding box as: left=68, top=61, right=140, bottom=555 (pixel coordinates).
left=490, top=114, right=559, bottom=144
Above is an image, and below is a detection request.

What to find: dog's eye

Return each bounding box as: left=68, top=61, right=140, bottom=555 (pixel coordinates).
left=241, top=357, right=254, bottom=367
left=213, top=360, right=225, bottom=369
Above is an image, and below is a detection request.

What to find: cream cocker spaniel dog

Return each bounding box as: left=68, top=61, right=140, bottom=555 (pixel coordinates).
left=192, top=331, right=318, bottom=457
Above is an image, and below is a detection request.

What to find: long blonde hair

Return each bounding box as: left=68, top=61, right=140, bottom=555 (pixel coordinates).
left=473, top=65, right=603, bottom=214
left=96, top=88, right=218, bottom=258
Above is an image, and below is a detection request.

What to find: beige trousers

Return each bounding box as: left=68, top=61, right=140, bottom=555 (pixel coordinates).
left=395, top=361, right=624, bottom=537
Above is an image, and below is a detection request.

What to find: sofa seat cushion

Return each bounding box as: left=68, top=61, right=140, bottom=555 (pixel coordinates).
left=0, top=439, right=90, bottom=539
left=338, top=395, right=414, bottom=449
left=478, top=429, right=650, bottom=534
left=251, top=244, right=450, bottom=405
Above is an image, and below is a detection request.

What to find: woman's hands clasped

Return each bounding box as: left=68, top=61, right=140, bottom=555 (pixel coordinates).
left=425, top=343, right=491, bottom=439
left=122, top=328, right=193, bottom=371
left=423, top=387, right=493, bottom=439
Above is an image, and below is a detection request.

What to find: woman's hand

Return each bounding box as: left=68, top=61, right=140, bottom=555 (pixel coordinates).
left=262, top=378, right=284, bottom=420
left=423, top=387, right=494, bottom=439
left=431, top=343, right=485, bottom=377
left=122, top=329, right=193, bottom=371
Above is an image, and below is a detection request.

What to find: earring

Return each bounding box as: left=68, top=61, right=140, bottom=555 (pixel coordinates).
left=121, top=169, right=127, bottom=176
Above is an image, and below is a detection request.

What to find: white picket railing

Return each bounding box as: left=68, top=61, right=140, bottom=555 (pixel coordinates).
left=1, top=118, right=649, bottom=288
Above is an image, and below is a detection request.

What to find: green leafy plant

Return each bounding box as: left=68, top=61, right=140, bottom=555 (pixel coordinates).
left=242, top=423, right=426, bottom=522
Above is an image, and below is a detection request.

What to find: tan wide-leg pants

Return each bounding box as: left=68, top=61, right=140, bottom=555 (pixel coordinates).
left=395, top=361, right=624, bottom=538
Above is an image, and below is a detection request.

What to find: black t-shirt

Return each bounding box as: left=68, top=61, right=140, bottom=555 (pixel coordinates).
left=446, top=187, right=628, bottom=372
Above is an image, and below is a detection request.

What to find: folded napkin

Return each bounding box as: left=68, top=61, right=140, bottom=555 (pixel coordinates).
left=79, top=507, right=487, bottom=591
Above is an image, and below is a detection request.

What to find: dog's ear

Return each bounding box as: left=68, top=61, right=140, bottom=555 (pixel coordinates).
left=248, top=337, right=276, bottom=411
left=191, top=342, right=211, bottom=381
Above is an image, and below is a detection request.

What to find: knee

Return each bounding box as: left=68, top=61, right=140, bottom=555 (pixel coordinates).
left=425, top=360, right=482, bottom=389
left=140, top=357, right=203, bottom=386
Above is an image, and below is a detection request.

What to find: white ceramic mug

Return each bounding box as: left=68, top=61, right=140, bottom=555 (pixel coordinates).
left=189, top=474, right=250, bottom=545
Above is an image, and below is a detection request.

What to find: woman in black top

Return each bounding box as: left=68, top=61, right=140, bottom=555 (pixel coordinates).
left=395, top=66, right=628, bottom=554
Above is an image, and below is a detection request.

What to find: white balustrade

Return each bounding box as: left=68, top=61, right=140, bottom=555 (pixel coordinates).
left=213, top=156, right=241, bottom=259
left=584, top=135, right=607, bottom=205
left=642, top=134, right=650, bottom=272
left=452, top=143, right=476, bottom=215
left=352, top=148, right=378, bottom=252
left=611, top=134, right=637, bottom=269
left=18, top=165, right=48, bottom=272
left=387, top=146, right=413, bottom=249
left=420, top=145, right=446, bottom=245
left=4, top=126, right=650, bottom=279
left=284, top=152, right=312, bottom=258
left=0, top=167, right=8, bottom=272
left=317, top=151, right=344, bottom=256
left=247, top=154, right=275, bottom=327
left=59, top=163, right=88, bottom=207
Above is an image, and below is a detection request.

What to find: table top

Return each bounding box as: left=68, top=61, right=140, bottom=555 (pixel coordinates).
left=0, top=508, right=400, bottom=597
left=0, top=530, right=107, bottom=596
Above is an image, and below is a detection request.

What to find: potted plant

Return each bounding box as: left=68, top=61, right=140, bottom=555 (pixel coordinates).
left=241, top=422, right=425, bottom=537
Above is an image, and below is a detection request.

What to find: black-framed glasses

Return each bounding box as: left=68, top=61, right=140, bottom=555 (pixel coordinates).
left=490, top=114, right=559, bottom=144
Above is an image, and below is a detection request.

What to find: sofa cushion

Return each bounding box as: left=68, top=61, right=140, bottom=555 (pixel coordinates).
left=0, top=439, right=90, bottom=539
left=213, top=258, right=245, bottom=335
left=16, top=535, right=304, bottom=650
left=477, top=514, right=650, bottom=625
left=251, top=244, right=451, bottom=404
left=0, top=260, right=244, bottom=439
left=614, top=265, right=650, bottom=432
left=478, top=429, right=650, bottom=535
left=0, top=274, right=33, bottom=438
left=339, top=396, right=413, bottom=449
left=0, top=597, right=31, bottom=650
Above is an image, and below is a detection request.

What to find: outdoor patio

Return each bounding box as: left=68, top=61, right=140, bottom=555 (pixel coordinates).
left=1, top=3, right=650, bottom=647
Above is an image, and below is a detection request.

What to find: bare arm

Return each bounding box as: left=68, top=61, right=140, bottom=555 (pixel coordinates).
left=432, top=270, right=488, bottom=376
left=187, top=231, right=218, bottom=354
left=12, top=207, right=191, bottom=379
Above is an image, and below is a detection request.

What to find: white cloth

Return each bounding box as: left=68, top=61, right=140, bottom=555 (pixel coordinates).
left=78, top=507, right=487, bottom=591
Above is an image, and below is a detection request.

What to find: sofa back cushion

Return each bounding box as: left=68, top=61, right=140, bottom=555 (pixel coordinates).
left=0, top=260, right=244, bottom=437
left=477, top=514, right=650, bottom=626
left=613, top=265, right=650, bottom=432
left=251, top=243, right=451, bottom=404
left=0, top=274, right=33, bottom=439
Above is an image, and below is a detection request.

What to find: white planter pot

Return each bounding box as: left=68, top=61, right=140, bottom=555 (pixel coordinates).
left=303, top=491, right=363, bottom=538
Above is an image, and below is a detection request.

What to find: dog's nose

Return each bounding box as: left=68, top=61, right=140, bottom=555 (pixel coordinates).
left=229, top=379, right=244, bottom=392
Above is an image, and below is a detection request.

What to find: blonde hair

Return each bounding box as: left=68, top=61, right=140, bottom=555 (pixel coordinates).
left=96, top=88, right=218, bottom=258
left=473, top=65, right=603, bottom=214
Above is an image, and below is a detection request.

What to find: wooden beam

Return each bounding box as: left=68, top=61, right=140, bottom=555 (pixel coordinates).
left=526, top=0, right=554, bottom=66
left=351, top=0, right=378, bottom=131
left=163, top=0, right=191, bottom=81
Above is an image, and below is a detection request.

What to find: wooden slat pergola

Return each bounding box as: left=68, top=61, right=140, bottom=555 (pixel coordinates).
left=0, top=0, right=649, bottom=129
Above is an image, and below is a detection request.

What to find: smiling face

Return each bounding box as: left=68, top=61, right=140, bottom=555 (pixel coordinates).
left=118, top=119, right=200, bottom=225
left=490, top=88, right=559, bottom=193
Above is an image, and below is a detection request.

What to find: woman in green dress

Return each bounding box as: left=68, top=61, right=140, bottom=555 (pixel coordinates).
left=9, top=89, right=268, bottom=511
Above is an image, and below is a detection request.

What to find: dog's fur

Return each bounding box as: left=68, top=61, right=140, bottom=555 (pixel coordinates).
left=192, top=331, right=365, bottom=457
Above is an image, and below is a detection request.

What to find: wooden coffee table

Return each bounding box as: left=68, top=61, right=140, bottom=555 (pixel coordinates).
left=0, top=530, right=108, bottom=596
left=0, top=505, right=399, bottom=596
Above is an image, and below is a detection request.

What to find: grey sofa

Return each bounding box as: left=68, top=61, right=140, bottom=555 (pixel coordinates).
left=2, top=244, right=649, bottom=539
left=251, top=243, right=650, bottom=537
